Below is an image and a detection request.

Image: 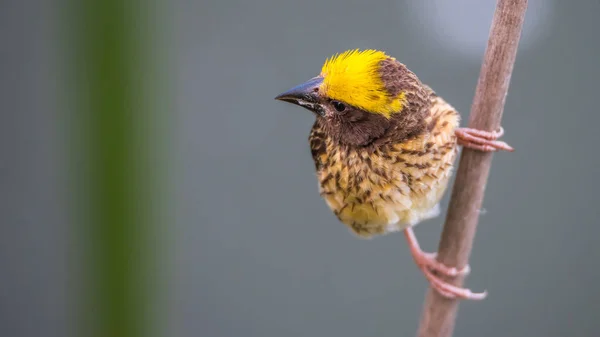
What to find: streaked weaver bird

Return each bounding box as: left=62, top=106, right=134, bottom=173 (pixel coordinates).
left=275, top=49, right=513, bottom=300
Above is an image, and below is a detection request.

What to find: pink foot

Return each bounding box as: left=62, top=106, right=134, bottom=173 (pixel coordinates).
left=456, top=127, right=514, bottom=152
left=421, top=267, right=487, bottom=300
left=404, top=228, right=486, bottom=300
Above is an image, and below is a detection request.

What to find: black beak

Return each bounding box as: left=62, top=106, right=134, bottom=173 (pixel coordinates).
left=275, top=77, right=325, bottom=116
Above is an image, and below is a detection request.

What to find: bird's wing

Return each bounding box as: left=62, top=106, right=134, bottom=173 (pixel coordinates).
left=394, top=93, right=460, bottom=203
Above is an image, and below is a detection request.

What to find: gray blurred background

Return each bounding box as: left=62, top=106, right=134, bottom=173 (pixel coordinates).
left=2, top=0, right=600, bottom=336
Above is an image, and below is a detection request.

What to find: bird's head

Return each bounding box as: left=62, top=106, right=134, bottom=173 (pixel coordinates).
left=275, top=49, right=429, bottom=146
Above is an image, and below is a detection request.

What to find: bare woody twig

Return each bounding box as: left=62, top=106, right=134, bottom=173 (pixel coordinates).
left=416, top=1, right=528, bottom=337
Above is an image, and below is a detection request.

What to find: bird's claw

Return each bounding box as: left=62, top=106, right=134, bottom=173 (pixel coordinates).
left=412, top=251, right=470, bottom=277
left=456, top=127, right=514, bottom=152
left=404, top=228, right=484, bottom=300
left=413, top=251, right=486, bottom=300
left=421, top=266, right=488, bottom=300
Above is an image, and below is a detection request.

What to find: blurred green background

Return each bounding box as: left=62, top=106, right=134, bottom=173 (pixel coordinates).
left=2, top=0, right=600, bottom=336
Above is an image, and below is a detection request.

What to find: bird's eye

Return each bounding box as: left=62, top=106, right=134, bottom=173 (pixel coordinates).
left=332, top=100, right=346, bottom=112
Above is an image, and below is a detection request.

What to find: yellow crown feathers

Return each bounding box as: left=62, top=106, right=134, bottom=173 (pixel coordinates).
left=319, top=49, right=406, bottom=118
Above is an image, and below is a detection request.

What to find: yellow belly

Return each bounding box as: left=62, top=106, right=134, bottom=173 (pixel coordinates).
left=318, top=146, right=456, bottom=237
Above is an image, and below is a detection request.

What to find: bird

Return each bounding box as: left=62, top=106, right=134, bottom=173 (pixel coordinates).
left=274, top=49, right=512, bottom=300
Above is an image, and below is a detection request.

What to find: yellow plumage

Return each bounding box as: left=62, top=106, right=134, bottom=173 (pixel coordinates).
left=320, top=49, right=406, bottom=117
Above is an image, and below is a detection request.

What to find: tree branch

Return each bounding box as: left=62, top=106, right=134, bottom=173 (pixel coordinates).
left=416, top=1, right=527, bottom=337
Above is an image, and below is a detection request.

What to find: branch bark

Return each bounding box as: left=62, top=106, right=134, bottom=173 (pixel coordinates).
left=416, top=1, right=527, bottom=336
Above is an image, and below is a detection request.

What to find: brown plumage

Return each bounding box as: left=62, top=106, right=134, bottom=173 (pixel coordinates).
left=275, top=49, right=512, bottom=300
left=310, top=89, right=459, bottom=238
